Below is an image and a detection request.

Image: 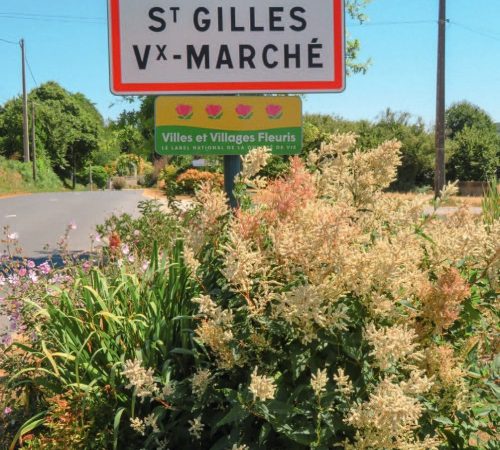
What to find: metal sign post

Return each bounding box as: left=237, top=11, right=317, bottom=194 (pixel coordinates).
left=224, top=155, right=241, bottom=208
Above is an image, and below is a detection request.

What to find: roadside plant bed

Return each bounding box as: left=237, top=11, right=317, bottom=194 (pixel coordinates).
left=1, top=135, right=499, bottom=449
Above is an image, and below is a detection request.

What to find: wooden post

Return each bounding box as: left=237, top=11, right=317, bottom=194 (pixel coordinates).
left=434, top=0, right=446, bottom=197
left=31, top=102, right=37, bottom=181
left=20, top=39, right=30, bottom=163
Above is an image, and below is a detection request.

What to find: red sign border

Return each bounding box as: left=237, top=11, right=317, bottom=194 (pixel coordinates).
left=108, top=0, right=345, bottom=94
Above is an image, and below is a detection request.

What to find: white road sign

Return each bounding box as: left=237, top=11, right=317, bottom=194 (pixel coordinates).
left=108, top=0, right=345, bottom=94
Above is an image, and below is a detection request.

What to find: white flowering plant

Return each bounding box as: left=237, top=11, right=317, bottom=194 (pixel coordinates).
left=1, top=134, right=498, bottom=449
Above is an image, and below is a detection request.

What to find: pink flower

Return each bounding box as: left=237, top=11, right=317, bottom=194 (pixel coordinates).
left=206, top=104, right=223, bottom=118
left=28, top=271, right=39, bottom=283
left=8, top=274, right=20, bottom=286
left=3, top=406, right=13, bottom=415
left=82, top=261, right=92, bottom=272
left=176, top=104, right=193, bottom=118
left=27, top=260, right=36, bottom=269
left=266, top=104, right=283, bottom=118
left=121, top=244, right=130, bottom=256
left=69, top=220, right=77, bottom=230
left=18, top=267, right=27, bottom=277
left=1, top=334, right=12, bottom=347
left=38, top=261, right=51, bottom=275
left=235, top=104, right=253, bottom=118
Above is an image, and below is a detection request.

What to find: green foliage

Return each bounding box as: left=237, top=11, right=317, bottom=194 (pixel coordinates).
left=445, top=101, right=497, bottom=140
left=2, top=142, right=498, bottom=448
left=96, top=200, right=179, bottom=258
left=447, top=126, right=499, bottom=181
left=93, top=128, right=121, bottom=167
left=303, top=110, right=435, bottom=190
left=482, top=177, right=500, bottom=225
left=89, top=166, right=108, bottom=189
left=259, top=155, right=290, bottom=179
left=116, top=125, right=144, bottom=154
left=159, top=164, right=180, bottom=198
left=0, top=155, right=63, bottom=194
left=0, top=82, right=103, bottom=181
left=445, top=102, right=500, bottom=182
left=3, top=242, right=196, bottom=449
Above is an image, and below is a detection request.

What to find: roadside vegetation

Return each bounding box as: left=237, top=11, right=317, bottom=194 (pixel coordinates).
left=1, top=81, right=498, bottom=197
left=0, top=156, right=63, bottom=195
left=1, top=135, right=498, bottom=449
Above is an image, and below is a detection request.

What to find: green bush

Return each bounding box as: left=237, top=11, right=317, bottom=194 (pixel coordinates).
left=1, top=139, right=498, bottom=449
left=90, top=166, right=109, bottom=189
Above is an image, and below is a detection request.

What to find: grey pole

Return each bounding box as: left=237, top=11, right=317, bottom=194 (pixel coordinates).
left=31, top=102, right=37, bottom=181
left=224, top=155, right=241, bottom=208
left=434, top=0, right=446, bottom=197
left=20, top=39, right=30, bottom=163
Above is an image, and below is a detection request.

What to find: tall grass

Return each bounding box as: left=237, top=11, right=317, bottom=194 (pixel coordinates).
left=7, top=241, right=197, bottom=448
left=482, top=177, right=500, bottom=225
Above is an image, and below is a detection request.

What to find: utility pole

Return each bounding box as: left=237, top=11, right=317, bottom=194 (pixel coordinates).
left=31, top=102, right=37, bottom=181
left=20, top=39, right=30, bottom=163
left=434, top=0, right=446, bottom=197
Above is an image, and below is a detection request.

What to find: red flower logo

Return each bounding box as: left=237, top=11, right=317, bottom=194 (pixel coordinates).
left=206, top=104, right=223, bottom=119
left=266, top=104, right=283, bottom=119
left=176, top=104, right=193, bottom=120
left=235, top=104, right=253, bottom=119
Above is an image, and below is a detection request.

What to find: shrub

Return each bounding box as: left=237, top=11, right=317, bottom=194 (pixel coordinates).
left=159, top=164, right=180, bottom=198
left=91, top=165, right=109, bottom=189
left=1, top=135, right=498, bottom=449
left=176, top=169, right=223, bottom=193
left=112, top=176, right=127, bottom=190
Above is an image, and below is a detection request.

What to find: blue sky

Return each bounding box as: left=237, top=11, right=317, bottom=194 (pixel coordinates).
left=0, top=0, right=499, bottom=125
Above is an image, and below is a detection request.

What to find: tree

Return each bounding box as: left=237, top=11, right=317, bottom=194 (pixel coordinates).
left=445, top=102, right=499, bottom=182
left=346, top=0, right=373, bottom=75
left=445, top=101, right=497, bottom=139
left=0, top=82, right=103, bottom=185
left=447, top=126, right=499, bottom=181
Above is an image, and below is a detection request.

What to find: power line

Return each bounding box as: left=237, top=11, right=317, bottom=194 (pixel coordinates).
left=0, top=36, right=17, bottom=45
left=0, top=12, right=105, bottom=24
left=449, top=20, right=500, bottom=42
left=0, top=12, right=104, bottom=20
left=26, top=56, right=38, bottom=87
left=349, top=19, right=436, bottom=27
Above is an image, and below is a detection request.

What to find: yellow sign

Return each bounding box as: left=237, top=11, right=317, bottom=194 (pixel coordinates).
left=155, top=96, right=302, bottom=155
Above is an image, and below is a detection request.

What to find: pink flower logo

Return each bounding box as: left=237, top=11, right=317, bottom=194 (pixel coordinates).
left=235, top=104, right=253, bottom=120
left=176, top=104, right=193, bottom=120
left=206, top=104, right=223, bottom=119
left=266, top=104, right=283, bottom=119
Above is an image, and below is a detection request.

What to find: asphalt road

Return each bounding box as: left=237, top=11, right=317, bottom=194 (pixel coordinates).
left=0, top=190, right=147, bottom=335
left=0, top=190, right=146, bottom=258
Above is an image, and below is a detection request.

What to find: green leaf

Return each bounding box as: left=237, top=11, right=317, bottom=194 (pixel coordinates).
left=9, top=412, right=47, bottom=450
left=433, top=416, right=454, bottom=426
left=113, top=407, right=126, bottom=450
left=170, top=348, right=194, bottom=356
left=216, top=403, right=248, bottom=427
